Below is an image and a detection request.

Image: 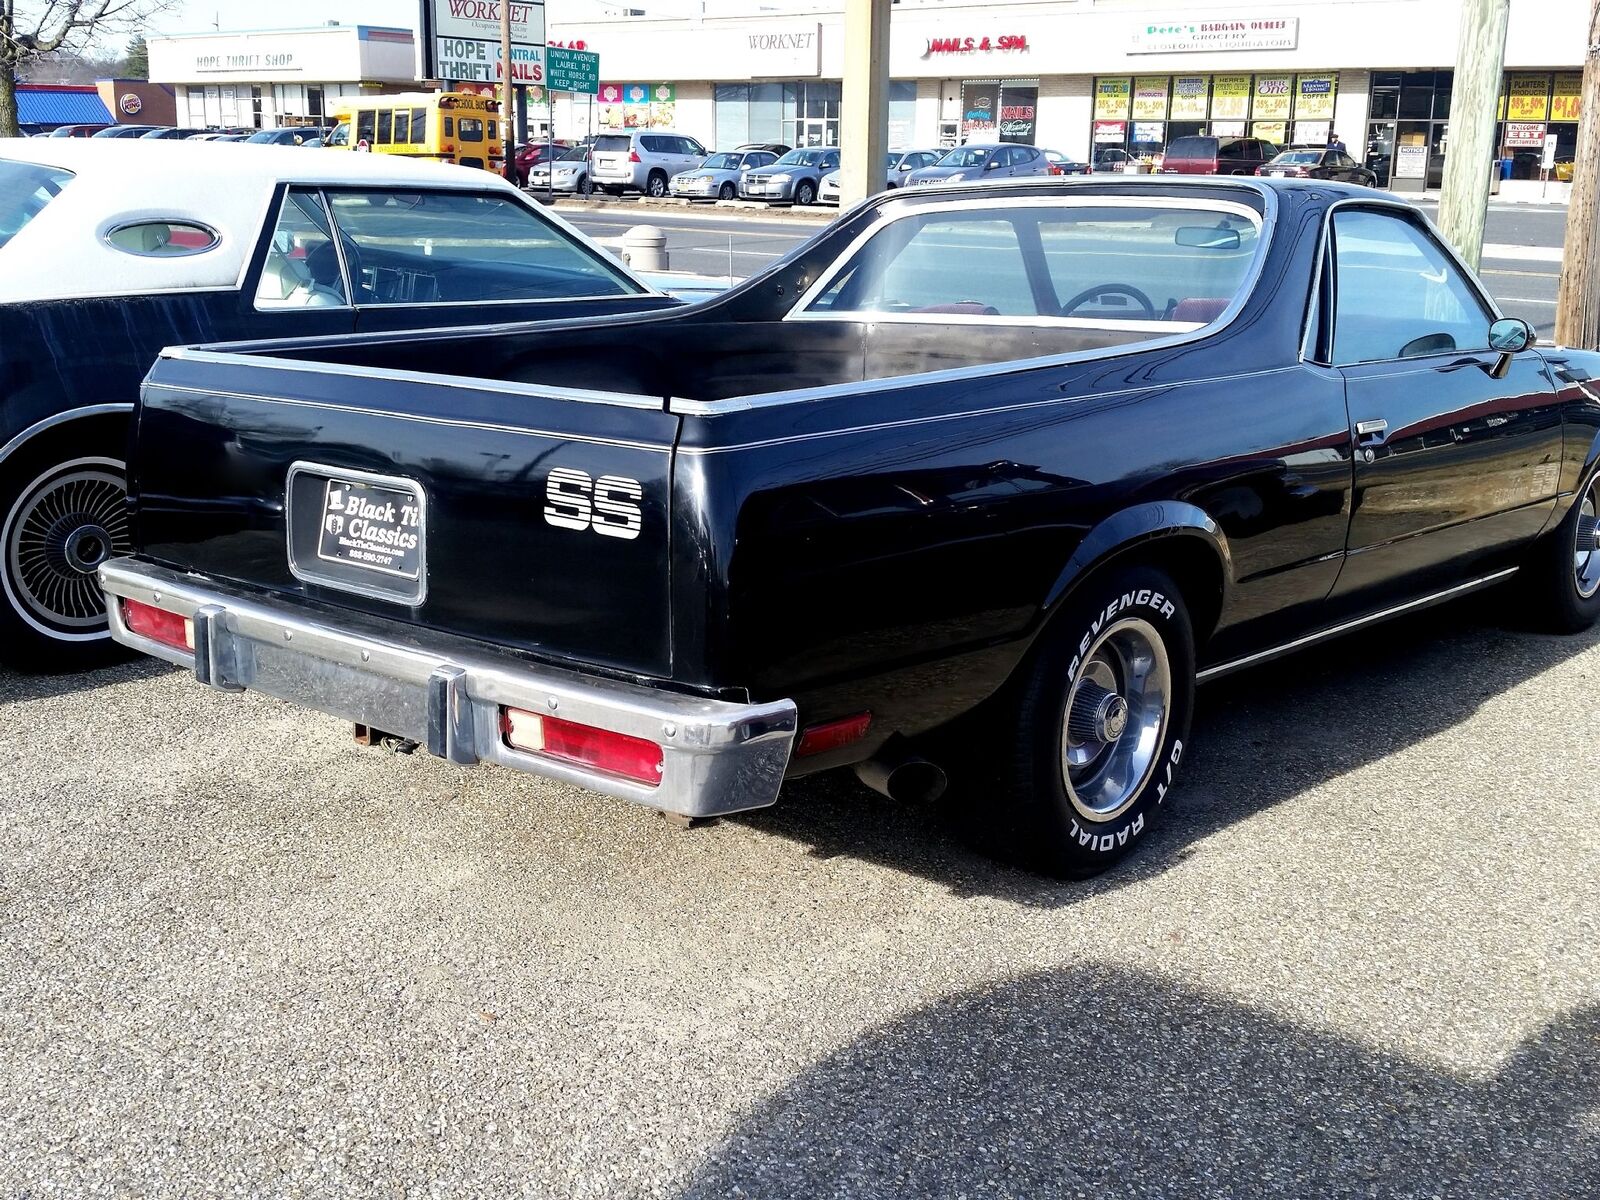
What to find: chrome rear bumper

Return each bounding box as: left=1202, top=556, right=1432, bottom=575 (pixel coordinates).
left=100, top=559, right=797, bottom=819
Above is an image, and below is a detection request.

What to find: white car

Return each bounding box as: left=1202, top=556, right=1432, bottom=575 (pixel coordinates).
left=670, top=148, right=781, bottom=201
left=0, top=138, right=672, bottom=668
left=819, top=149, right=947, bottom=202
left=526, top=145, right=596, bottom=195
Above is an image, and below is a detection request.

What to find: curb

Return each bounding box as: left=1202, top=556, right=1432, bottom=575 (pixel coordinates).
left=526, top=190, right=837, bottom=222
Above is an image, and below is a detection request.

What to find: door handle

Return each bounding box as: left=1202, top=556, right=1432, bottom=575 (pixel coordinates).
left=1355, top=419, right=1388, bottom=462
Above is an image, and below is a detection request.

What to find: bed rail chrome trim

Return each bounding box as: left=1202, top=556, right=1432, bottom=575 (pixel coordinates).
left=100, top=558, right=798, bottom=819
left=1196, top=567, right=1518, bottom=681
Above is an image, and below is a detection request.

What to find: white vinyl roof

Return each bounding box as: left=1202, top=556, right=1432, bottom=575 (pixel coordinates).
left=0, top=138, right=576, bottom=304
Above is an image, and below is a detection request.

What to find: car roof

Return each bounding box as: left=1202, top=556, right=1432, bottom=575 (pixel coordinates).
left=0, top=137, right=544, bottom=304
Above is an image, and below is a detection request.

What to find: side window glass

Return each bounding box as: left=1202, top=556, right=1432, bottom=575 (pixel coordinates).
left=324, top=189, right=639, bottom=304
left=106, top=220, right=218, bottom=256
left=1332, top=209, right=1491, bottom=364
left=393, top=110, right=410, bottom=144
left=808, top=213, right=1035, bottom=317
left=442, top=116, right=454, bottom=138
left=356, top=110, right=374, bottom=145
left=410, top=108, right=427, bottom=144
left=458, top=117, right=483, bottom=143
left=376, top=110, right=392, bottom=145
left=255, top=189, right=349, bottom=309
left=640, top=136, right=659, bottom=154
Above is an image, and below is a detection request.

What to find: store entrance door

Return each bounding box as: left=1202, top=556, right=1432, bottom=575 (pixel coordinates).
left=798, top=119, right=835, bottom=148
left=1365, top=120, right=1396, bottom=188
left=1389, top=120, right=1433, bottom=192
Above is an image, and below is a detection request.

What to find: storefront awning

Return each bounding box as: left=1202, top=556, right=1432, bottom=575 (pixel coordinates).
left=16, top=88, right=116, bottom=126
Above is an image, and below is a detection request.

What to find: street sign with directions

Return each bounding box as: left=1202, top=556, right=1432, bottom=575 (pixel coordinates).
left=546, top=47, right=600, bottom=94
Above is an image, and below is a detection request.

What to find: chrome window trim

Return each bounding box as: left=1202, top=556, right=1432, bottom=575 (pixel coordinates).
left=671, top=188, right=1277, bottom=415
left=101, top=218, right=222, bottom=258
left=786, top=194, right=1266, bottom=326
left=1303, top=195, right=1504, bottom=369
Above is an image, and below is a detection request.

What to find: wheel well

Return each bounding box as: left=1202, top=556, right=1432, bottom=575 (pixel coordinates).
left=1, top=412, right=131, bottom=479
left=1068, top=535, right=1226, bottom=650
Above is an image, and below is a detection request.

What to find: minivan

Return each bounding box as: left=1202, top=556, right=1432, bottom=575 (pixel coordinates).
left=1160, top=136, right=1277, bottom=175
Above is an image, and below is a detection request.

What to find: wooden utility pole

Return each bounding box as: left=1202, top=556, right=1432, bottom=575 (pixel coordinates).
left=501, top=0, right=517, bottom=181
left=1436, top=0, right=1510, bottom=271
left=1556, top=1, right=1600, bottom=349
left=838, top=0, right=890, bottom=208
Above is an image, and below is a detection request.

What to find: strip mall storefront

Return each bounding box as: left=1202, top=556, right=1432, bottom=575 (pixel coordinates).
left=541, top=1, right=1586, bottom=198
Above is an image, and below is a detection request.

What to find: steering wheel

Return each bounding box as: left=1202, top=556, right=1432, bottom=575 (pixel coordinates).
left=1060, top=283, right=1156, bottom=319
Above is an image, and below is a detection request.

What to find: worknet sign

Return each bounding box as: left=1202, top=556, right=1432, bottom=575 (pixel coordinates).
left=421, top=0, right=547, bottom=85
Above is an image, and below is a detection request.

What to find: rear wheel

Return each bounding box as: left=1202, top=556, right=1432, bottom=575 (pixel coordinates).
left=794, top=179, right=817, bottom=206
left=646, top=171, right=668, bottom=198
left=1522, top=466, right=1600, bottom=633
left=0, top=453, right=132, bottom=672
left=954, top=565, right=1195, bottom=877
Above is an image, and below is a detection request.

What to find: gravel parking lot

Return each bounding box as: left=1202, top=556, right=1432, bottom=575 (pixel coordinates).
left=2, top=594, right=1597, bottom=1197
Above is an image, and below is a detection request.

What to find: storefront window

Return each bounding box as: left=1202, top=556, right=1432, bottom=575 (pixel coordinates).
left=596, top=83, right=678, bottom=131
left=1090, top=72, right=1336, bottom=168
left=962, top=79, right=1038, bottom=145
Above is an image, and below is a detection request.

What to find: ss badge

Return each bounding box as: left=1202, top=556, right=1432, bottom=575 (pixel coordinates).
left=543, top=468, right=644, bottom=540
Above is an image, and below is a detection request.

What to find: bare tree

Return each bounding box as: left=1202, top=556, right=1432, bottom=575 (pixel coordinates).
left=2, top=0, right=172, bottom=136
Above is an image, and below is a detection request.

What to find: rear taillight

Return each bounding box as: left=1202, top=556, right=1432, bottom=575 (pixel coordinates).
left=501, top=708, right=663, bottom=787
left=122, top=599, right=193, bottom=651
left=629, top=149, right=641, bottom=163
left=795, top=711, right=873, bottom=758
left=1048, top=164, right=1064, bottom=176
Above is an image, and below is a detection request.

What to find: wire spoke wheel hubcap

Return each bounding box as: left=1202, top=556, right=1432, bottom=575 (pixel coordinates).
left=1574, top=475, right=1600, bottom=600
left=5, top=460, right=129, bottom=633
left=1060, top=616, right=1171, bottom=822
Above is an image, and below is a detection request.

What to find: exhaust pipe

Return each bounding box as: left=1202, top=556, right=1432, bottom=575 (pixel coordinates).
left=853, top=737, right=948, bottom=804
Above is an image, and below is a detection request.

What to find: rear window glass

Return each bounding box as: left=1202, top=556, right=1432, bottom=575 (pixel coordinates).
left=594, top=135, right=632, bottom=152
left=0, top=161, right=74, bottom=251
left=1164, top=138, right=1213, bottom=159
left=1276, top=151, right=1323, bottom=164
left=325, top=189, right=643, bottom=304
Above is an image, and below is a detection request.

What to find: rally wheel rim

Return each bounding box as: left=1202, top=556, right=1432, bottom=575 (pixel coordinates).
left=5, top=459, right=129, bottom=634
left=1575, top=474, right=1600, bottom=600
left=1060, top=616, right=1171, bottom=822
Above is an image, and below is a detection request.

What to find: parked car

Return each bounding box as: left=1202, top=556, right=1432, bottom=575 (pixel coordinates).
left=818, top=150, right=943, bottom=203
left=906, top=142, right=1052, bottom=186
left=524, top=145, right=595, bottom=194
left=1257, top=147, right=1378, bottom=186
left=0, top=138, right=678, bottom=669
left=513, top=140, right=571, bottom=186
left=1043, top=149, right=1092, bottom=176
left=590, top=131, right=707, bottom=197
left=740, top=146, right=840, bottom=205
left=733, top=142, right=791, bottom=156
left=244, top=128, right=327, bottom=147
left=91, top=125, right=160, bottom=138
left=141, top=127, right=211, bottom=140
left=98, top=178, right=1591, bottom=879
left=1160, top=135, right=1277, bottom=176
left=1091, top=147, right=1135, bottom=173
left=671, top=148, right=781, bottom=200
left=47, top=124, right=109, bottom=138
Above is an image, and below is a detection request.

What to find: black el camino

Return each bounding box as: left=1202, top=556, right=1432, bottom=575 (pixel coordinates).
left=98, top=177, right=1600, bottom=877
left=0, top=138, right=675, bottom=669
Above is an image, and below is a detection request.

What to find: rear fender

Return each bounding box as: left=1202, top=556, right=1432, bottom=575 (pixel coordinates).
left=1039, top=502, right=1233, bottom=636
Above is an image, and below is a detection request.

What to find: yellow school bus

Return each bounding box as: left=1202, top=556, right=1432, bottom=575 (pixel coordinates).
left=327, top=91, right=504, bottom=172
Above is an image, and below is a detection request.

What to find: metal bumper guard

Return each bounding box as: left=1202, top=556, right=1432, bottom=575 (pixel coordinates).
left=100, top=559, right=798, bottom=819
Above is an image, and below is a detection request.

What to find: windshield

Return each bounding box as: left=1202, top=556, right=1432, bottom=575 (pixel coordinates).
left=0, top=161, right=74, bottom=251
left=327, top=123, right=350, bottom=146
left=703, top=152, right=741, bottom=170
left=936, top=146, right=992, bottom=168
left=776, top=149, right=830, bottom=166
left=1273, top=151, right=1323, bottom=164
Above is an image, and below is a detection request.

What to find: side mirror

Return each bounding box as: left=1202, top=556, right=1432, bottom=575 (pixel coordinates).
left=1488, top=316, right=1535, bottom=379
left=1488, top=316, right=1534, bottom=353
left=984, top=158, right=1002, bottom=171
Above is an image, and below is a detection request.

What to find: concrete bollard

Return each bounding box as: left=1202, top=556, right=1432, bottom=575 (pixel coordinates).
left=621, top=225, right=668, bottom=272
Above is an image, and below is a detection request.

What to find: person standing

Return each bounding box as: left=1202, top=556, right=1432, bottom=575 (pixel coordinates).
left=1328, top=131, right=1348, bottom=154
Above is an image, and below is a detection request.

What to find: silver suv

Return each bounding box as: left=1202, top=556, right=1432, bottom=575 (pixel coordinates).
left=591, top=131, right=708, bottom=197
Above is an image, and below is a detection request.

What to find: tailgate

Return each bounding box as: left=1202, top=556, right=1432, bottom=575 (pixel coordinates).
left=131, top=349, right=679, bottom=678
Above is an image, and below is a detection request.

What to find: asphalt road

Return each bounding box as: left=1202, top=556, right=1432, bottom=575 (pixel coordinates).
left=2, top=593, right=1597, bottom=1196
left=565, top=197, right=1570, bottom=337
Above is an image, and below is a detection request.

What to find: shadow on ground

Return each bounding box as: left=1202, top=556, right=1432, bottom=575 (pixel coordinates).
left=744, top=593, right=1600, bottom=904
left=679, top=963, right=1600, bottom=1199
left=0, top=655, right=173, bottom=709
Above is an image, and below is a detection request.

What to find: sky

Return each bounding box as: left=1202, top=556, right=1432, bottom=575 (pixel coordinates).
left=147, top=1, right=416, bottom=37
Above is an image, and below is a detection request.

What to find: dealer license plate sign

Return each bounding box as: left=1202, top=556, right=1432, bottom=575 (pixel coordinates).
left=316, top=477, right=424, bottom=579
